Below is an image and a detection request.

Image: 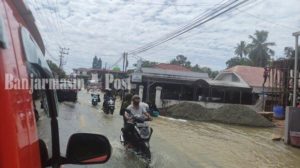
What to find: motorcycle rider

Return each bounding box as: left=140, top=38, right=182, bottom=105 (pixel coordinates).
left=103, top=88, right=113, bottom=110
left=120, top=93, right=132, bottom=116
left=123, top=95, right=151, bottom=147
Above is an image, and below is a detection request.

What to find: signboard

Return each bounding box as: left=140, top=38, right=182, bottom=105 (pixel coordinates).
left=132, top=73, right=142, bottom=83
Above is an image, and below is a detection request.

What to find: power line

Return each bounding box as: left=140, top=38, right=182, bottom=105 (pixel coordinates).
left=109, top=55, right=124, bottom=69
left=44, top=0, right=66, bottom=44
left=45, top=47, right=59, bottom=62
left=125, top=0, right=213, bottom=7
left=128, top=0, right=232, bottom=55
left=30, top=0, right=63, bottom=48
left=128, top=0, right=260, bottom=64
left=236, top=9, right=299, bottom=30
left=128, top=0, right=252, bottom=55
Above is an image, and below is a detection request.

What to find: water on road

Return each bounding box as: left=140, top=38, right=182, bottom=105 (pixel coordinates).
left=58, top=91, right=300, bottom=168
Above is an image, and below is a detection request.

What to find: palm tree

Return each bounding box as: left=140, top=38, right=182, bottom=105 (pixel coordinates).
left=247, top=30, right=275, bottom=67
left=234, top=41, right=248, bottom=58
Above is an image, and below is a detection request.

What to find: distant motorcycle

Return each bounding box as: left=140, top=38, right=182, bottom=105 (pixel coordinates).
left=120, top=112, right=153, bottom=162
left=91, top=93, right=100, bottom=106
left=103, top=97, right=115, bottom=114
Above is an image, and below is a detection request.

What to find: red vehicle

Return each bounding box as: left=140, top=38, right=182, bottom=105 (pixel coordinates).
left=0, top=1, right=111, bottom=167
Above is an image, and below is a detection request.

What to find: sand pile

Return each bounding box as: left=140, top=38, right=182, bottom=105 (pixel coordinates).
left=166, top=102, right=214, bottom=121
left=166, top=102, right=274, bottom=127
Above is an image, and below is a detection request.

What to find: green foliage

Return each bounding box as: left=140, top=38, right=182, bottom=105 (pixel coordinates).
left=226, top=57, right=252, bottom=68
left=169, top=55, right=218, bottom=78
left=112, top=66, right=121, bottom=71
left=134, top=60, right=158, bottom=67
left=192, top=64, right=219, bottom=78
left=234, top=41, right=249, bottom=58
left=284, top=46, right=300, bottom=58
left=47, top=60, right=66, bottom=78
left=226, top=30, right=275, bottom=68
left=92, top=56, right=102, bottom=69
left=247, top=30, right=275, bottom=67
left=170, top=55, right=191, bottom=68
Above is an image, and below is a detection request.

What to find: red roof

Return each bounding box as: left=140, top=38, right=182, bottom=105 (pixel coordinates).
left=154, top=63, right=191, bottom=72
left=224, top=65, right=269, bottom=87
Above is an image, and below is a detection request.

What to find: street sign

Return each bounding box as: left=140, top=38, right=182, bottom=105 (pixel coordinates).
left=132, top=73, right=142, bottom=83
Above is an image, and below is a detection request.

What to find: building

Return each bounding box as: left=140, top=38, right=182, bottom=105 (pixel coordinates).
left=135, top=64, right=209, bottom=102
left=73, top=68, right=89, bottom=76
left=136, top=65, right=272, bottom=107
left=213, top=65, right=273, bottom=108
left=216, top=65, right=271, bottom=93
left=73, top=68, right=128, bottom=89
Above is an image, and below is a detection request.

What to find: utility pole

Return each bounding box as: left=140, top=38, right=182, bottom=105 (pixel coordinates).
left=122, top=52, right=128, bottom=72
left=292, top=31, right=300, bottom=107
left=59, top=47, right=69, bottom=70
left=122, top=52, right=125, bottom=72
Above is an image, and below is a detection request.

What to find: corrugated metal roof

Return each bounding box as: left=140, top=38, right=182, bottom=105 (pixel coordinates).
left=141, top=67, right=209, bottom=81
left=207, top=79, right=250, bottom=88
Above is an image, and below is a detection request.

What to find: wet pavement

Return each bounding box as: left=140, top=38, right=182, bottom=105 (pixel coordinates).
left=58, top=91, right=300, bottom=168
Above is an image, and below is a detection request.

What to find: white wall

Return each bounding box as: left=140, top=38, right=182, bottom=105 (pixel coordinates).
left=219, top=74, right=233, bottom=82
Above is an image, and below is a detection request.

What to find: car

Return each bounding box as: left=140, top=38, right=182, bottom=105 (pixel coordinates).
left=0, top=1, right=111, bottom=167
left=56, top=81, right=78, bottom=102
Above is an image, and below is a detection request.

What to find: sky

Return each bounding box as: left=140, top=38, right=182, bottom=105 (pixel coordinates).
left=25, top=0, right=300, bottom=73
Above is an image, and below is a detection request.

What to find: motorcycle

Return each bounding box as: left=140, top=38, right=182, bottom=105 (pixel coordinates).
left=120, top=112, right=153, bottom=162
left=103, top=97, right=115, bottom=114
left=91, top=93, right=100, bottom=106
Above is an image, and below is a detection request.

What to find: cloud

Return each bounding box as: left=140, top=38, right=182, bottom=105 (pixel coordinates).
left=25, top=0, right=300, bottom=72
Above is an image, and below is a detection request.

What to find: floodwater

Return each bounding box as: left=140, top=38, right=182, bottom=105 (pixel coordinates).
left=59, top=91, right=300, bottom=168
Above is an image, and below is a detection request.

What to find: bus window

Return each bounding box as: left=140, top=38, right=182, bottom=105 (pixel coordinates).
left=21, top=26, right=54, bottom=166
left=0, top=15, right=8, bottom=49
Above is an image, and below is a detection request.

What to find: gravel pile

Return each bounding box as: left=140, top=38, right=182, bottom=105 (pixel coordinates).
left=166, top=102, right=214, bottom=121
left=212, top=105, right=274, bottom=127
left=166, top=102, right=274, bottom=127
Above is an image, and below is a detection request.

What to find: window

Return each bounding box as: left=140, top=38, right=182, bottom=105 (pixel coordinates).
left=232, top=74, right=240, bottom=82
left=21, top=26, right=54, bottom=161
left=0, top=15, right=8, bottom=49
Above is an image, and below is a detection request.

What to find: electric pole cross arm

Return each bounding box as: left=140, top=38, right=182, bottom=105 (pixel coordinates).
left=59, top=47, right=70, bottom=70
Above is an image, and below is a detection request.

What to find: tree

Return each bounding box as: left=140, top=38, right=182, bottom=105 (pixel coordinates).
left=191, top=64, right=219, bottom=78
left=284, top=46, right=300, bottom=58
left=92, top=56, right=98, bottom=68
left=97, top=57, right=102, bottom=69
left=92, top=56, right=103, bottom=69
left=170, top=55, right=191, bottom=68
left=112, top=66, right=121, bottom=71
left=247, top=30, right=275, bottom=67
left=47, top=60, right=66, bottom=78
left=226, top=57, right=252, bottom=68
left=134, top=60, right=158, bottom=67
left=234, top=41, right=249, bottom=58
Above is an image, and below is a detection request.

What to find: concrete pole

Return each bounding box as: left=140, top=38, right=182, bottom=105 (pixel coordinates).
left=155, top=86, right=162, bottom=108
left=293, top=34, right=299, bottom=107
left=139, top=85, right=144, bottom=101
left=284, top=107, right=291, bottom=144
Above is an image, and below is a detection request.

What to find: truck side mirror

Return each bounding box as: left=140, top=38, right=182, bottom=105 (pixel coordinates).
left=65, top=133, right=111, bottom=164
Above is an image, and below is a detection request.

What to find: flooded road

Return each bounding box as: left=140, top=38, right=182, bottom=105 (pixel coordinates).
left=59, top=91, right=300, bottom=168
